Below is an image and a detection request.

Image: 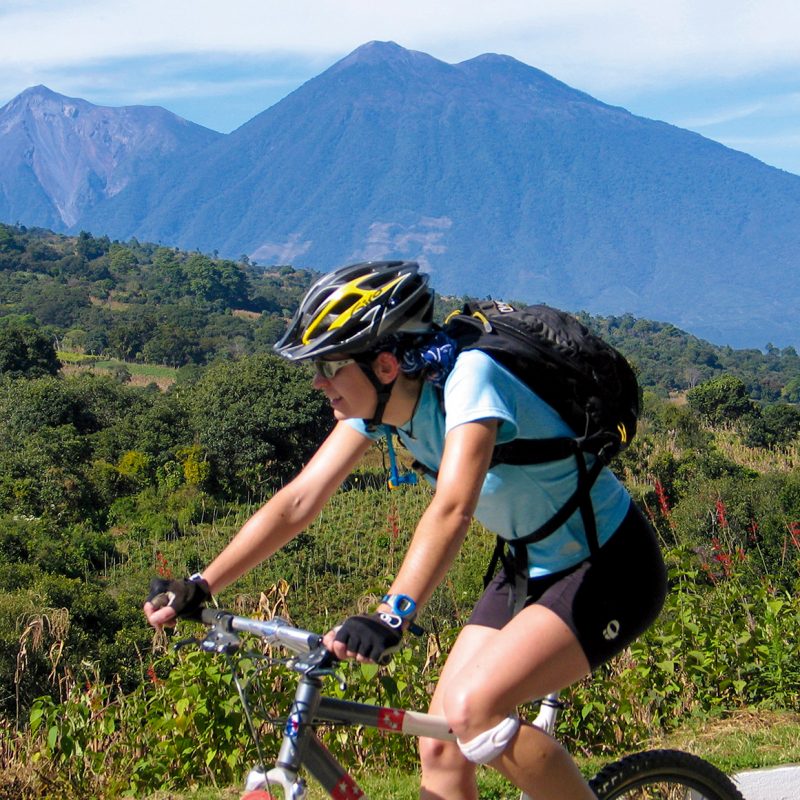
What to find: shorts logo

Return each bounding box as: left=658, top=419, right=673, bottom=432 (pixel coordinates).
left=602, top=619, right=620, bottom=641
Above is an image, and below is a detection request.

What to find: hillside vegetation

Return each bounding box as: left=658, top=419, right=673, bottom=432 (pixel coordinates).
left=0, top=224, right=799, bottom=797
left=2, top=223, right=800, bottom=399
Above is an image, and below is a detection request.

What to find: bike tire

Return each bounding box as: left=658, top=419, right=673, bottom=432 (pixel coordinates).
left=589, top=748, right=745, bottom=799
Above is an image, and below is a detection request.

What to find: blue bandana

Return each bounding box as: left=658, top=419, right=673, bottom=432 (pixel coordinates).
left=400, top=332, right=458, bottom=388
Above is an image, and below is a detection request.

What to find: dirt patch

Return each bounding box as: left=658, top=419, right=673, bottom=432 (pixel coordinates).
left=59, top=363, right=175, bottom=391
left=127, top=373, right=174, bottom=391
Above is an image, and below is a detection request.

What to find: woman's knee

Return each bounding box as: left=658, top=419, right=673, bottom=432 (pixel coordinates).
left=419, top=736, right=472, bottom=773
left=440, top=680, right=499, bottom=739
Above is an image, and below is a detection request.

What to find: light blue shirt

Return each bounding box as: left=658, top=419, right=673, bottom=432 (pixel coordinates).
left=347, top=349, right=631, bottom=577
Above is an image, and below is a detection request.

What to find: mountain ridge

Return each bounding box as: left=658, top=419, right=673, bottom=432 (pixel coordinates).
left=1, top=42, right=798, bottom=350
left=0, top=85, right=221, bottom=229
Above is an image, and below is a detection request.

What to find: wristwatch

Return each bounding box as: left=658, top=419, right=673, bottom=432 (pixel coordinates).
left=380, top=594, right=424, bottom=636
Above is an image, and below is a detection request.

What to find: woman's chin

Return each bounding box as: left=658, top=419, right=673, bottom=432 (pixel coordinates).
left=331, top=405, right=351, bottom=421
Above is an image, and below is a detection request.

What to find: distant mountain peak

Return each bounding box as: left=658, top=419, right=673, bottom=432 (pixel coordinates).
left=20, top=84, right=61, bottom=98
left=331, top=40, right=441, bottom=72
left=0, top=83, right=221, bottom=228
left=456, top=52, right=600, bottom=105
left=463, top=52, right=524, bottom=66
left=2, top=85, right=77, bottom=113
left=344, top=40, right=412, bottom=60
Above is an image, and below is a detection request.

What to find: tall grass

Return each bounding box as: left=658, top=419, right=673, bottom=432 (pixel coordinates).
left=5, top=423, right=800, bottom=798
left=7, top=480, right=800, bottom=798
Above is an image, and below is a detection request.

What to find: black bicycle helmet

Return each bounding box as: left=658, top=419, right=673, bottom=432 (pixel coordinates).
left=274, top=261, right=434, bottom=361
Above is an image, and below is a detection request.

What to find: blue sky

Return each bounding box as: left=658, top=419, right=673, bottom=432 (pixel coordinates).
left=3, top=0, right=800, bottom=175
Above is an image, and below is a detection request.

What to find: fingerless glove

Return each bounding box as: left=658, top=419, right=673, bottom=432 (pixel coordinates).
left=147, top=575, right=211, bottom=619
left=334, top=612, right=404, bottom=664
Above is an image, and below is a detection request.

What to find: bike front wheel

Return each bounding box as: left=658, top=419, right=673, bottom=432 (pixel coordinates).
left=589, top=748, right=745, bottom=799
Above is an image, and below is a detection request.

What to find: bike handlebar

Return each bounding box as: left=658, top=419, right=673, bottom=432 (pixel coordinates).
left=199, top=607, right=324, bottom=655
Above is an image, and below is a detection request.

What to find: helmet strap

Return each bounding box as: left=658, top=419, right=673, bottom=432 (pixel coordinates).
left=356, top=360, right=396, bottom=430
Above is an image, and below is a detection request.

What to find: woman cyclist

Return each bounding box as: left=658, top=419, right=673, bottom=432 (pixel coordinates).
left=145, top=260, right=667, bottom=800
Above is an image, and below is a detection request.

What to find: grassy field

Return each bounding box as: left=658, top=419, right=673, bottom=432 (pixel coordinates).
left=137, top=709, right=800, bottom=800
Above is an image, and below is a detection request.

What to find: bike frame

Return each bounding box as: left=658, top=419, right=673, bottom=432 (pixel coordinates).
left=196, top=609, right=560, bottom=800
left=246, top=675, right=561, bottom=800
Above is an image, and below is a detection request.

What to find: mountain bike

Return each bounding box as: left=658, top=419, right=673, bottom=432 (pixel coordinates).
left=177, top=607, right=745, bottom=799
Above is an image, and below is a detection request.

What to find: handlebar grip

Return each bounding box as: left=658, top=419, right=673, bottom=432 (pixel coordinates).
left=200, top=607, right=229, bottom=625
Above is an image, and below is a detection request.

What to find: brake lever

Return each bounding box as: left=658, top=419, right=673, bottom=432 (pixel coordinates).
left=291, top=646, right=339, bottom=677
left=200, top=627, right=242, bottom=654
left=174, top=635, right=202, bottom=651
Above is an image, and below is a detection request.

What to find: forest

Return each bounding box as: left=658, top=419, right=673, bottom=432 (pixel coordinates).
left=2, top=222, right=800, bottom=399
left=1, top=224, right=800, bottom=798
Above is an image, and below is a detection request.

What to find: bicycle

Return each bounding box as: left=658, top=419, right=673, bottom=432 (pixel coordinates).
left=176, top=606, right=745, bottom=800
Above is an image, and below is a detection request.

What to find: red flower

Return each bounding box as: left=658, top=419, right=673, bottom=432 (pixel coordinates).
left=715, top=498, right=729, bottom=529
left=788, top=522, right=800, bottom=551
left=387, top=508, right=400, bottom=541
left=747, top=519, right=759, bottom=544
left=654, top=480, right=671, bottom=517
left=155, top=551, right=172, bottom=578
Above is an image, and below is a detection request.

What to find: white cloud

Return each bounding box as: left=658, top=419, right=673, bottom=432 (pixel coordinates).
left=4, top=0, right=800, bottom=171
left=676, top=91, right=800, bottom=129
left=724, top=132, right=800, bottom=148
left=4, top=0, right=800, bottom=92
left=676, top=102, right=767, bottom=129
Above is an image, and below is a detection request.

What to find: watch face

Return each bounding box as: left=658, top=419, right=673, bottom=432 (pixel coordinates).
left=383, top=593, right=417, bottom=617
left=395, top=597, right=414, bottom=614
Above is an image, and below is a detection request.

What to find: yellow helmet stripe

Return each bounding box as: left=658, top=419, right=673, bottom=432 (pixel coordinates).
left=301, top=274, right=405, bottom=344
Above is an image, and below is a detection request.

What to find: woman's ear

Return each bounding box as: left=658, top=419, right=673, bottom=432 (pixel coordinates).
left=372, top=351, right=401, bottom=385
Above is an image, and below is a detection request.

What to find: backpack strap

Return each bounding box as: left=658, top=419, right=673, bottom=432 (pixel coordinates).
left=510, top=449, right=604, bottom=549
left=491, top=436, right=578, bottom=465
left=477, top=448, right=604, bottom=616
left=492, top=431, right=620, bottom=463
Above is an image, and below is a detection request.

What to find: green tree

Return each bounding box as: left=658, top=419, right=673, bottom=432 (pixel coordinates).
left=141, top=323, right=201, bottom=367
left=75, top=230, right=109, bottom=261
left=108, top=244, right=138, bottom=273
left=0, top=223, right=24, bottom=256
left=183, top=254, right=251, bottom=307
left=107, top=317, right=153, bottom=361
left=0, top=320, right=60, bottom=378
left=180, top=354, right=331, bottom=497
left=686, top=374, right=756, bottom=427
left=744, top=403, right=800, bottom=448
left=781, top=376, right=800, bottom=403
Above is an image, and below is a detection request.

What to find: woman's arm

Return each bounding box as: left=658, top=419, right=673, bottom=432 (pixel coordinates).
left=325, top=418, right=497, bottom=659
left=145, top=421, right=372, bottom=627
left=385, top=418, right=498, bottom=607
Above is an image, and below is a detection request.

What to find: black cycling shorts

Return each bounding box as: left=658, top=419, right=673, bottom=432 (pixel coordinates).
left=467, top=502, right=667, bottom=670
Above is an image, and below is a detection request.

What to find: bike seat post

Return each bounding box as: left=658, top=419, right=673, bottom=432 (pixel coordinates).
left=277, top=674, right=324, bottom=771
left=531, top=691, right=561, bottom=737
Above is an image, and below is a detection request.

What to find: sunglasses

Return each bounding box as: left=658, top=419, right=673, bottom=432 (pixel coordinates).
left=312, top=358, right=356, bottom=379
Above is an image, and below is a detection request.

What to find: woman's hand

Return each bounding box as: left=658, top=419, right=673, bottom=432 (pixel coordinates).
left=323, top=612, right=404, bottom=664
left=143, top=576, right=211, bottom=628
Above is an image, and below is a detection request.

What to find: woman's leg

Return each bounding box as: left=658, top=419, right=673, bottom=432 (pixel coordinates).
left=419, top=504, right=666, bottom=799
left=445, top=603, right=595, bottom=800
left=419, top=607, right=595, bottom=800
left=419, top=624, right=489, bottom=800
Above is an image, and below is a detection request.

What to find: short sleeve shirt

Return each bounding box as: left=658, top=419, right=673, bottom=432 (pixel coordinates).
left=347, top=349, right=631, bottom=577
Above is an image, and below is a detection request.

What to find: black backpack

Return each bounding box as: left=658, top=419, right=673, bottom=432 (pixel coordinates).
left=443, top=299, right=639, bottom=462
left=425, top=300, right=640, bottom=610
